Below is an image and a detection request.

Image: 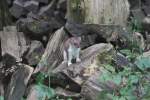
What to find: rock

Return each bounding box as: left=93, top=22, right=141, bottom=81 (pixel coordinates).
left=131, top=9, right=145, bottom=23
left=0, top=26, right=28, bottom=62
left=0, top=81, right=4, bottom=96
left=26, top=84, right=55, bottom=100
left=17, top=17, right=62, bottom=39
left=142, top=16, right=150, bottom=32
left=51, top=73, right=81, bottom=93
left=26, top=85, right=39, bottom=100
left=26, top=19, right=52, bottom=35
left=133, top=32, right=145, bottom=50
left=0, top=54, right=17, bottom=77
left=5, top=64, right=33, bottom=100
left=64, top=20, right=89, bottom=36
left=128, top=0, right=141, bottom=9
left=143, top=0, right=150, bottom=6
left=38, top=0, right=58, bottom=17
left=142, top=50, right=150, bottom=57
left=80, top=34, right=98, bottom=49
left=24, top=1, right=39, bottom=13
left=145, top=32, right=150, bottom=51
left=34, top=0, right=49, bottom=4
left=25, top=40, right=44, bottom=66
left=17, top=0, right=30, bottom=3
left=3, top=26, right=17, bottom=32
left=116, top=52, right=131, bottom=68
left=6, top=0, right=13, bottom=6
left=143, top=6, right=150, bottom=16
left=54, top=11, right=66, bottom=26
left=9, top=0, right=26, bottom=18
left=27, top=12, right=40, bottom=19
left=57, top=0, right=66, bottom=11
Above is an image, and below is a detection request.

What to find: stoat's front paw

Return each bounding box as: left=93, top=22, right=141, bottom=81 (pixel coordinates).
left=68, top=62, right=72, bottom=66
left=76, top=58, right=81, bottom=62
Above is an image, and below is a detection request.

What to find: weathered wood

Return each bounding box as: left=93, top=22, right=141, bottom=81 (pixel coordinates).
left=0, top=0, right=12, bottom=30
left=67, top=0, right=130, bottom=26
left=38, top=0, right=58, bottom=17
left=53, top=43, right=114, bottom=85
left=34, top=0, right=49, bottom=4
left=55, top=87, right=81, bottom=99
left=24, top=1, right=39, bottom=13
left=0, top=26, right=28, bottom=62
left=34, top=27, right=68, bottom=73
left=26, top=85, right=39, bottom=100
left=142, top=16, right=150, bottom=32
left=9, top=0, right=26, bottom=18
left=0, top=81, right=4, bottom=97
left=81, top=71, right=103, bottom=100
left=25, top=40, right=44, bottom=66
left=5, top=64, right=33, bottom=100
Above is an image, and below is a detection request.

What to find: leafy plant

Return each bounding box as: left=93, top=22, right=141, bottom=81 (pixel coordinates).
left=119, top=49, right=140, bottom=62
left=0, top=96, right=4, bottom=100
left=36, top=72, right=48, bottom=84
left=135, top=56, right=150, bottom=71
left=34, top=84, right=55, bottom=100
left=99, top=63, right=144, bottom=100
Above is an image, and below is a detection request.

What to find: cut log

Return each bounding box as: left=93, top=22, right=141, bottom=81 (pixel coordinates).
left=0, top=81, right=4, bottom=96
left=4, top=64, right=33, bottom=100
left=143, top=6, right=150, bottom=16
left=144, top=0, right=150, bottom=6
left=34, top=0, right=49, bottom=4
left=9, top=0, right=26, bottom=18
left=65, top=21, right=127, bottom=44
left=0, top=54, right=17, bottom=78
left=57, top=0, right=67, bottom=11
left=0, top=26, right=28, bottom=62
left=25, top=40, right=44, bottom=66
left=55, top=87, right=81, bottom=99
left=38, top=0, right=58, bottom=17
left=142, top=16, right=150, bottom=32
left=53, top=43, right=114, bottom=86
left=128, top=0, right=141, bottom=10
left=26, top=85, right=39, bottom=100
left=34, top=27, right=68, bottom=73
left=24, top=1, right=39, bottom=13
left=17, top=17, right=61, bottom=37
left=81, top=71, right=103, bottom=100
left=67, top=0, right=130, bottom=25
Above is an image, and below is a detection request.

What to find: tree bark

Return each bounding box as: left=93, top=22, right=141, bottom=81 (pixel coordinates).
left=67, top=0, right=130, bottom=26
left=0, top=0, right=12, bottom=30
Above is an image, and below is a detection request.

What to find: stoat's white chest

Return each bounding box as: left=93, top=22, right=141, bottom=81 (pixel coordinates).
left=68, top=45, right=80, bottom=58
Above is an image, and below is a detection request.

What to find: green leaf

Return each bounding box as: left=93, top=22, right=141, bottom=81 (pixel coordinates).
left=120, top=49, right=132, bottom=56
left=135, top=56, right=150, bottom=71
left=104, top=64, right=115, bottom=73
left=113, top=75, right=122, bottom=85
left=0, top=96, right=4, bottom=100
left=35, top=84, right=55, bottom=100
left=36, top=72, right=47, bottom=84
left=119, top=97, right=126, bottom=100
left=129, top=75, right=139, bottom=84
left=99, top=70, right=113, bottom=83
